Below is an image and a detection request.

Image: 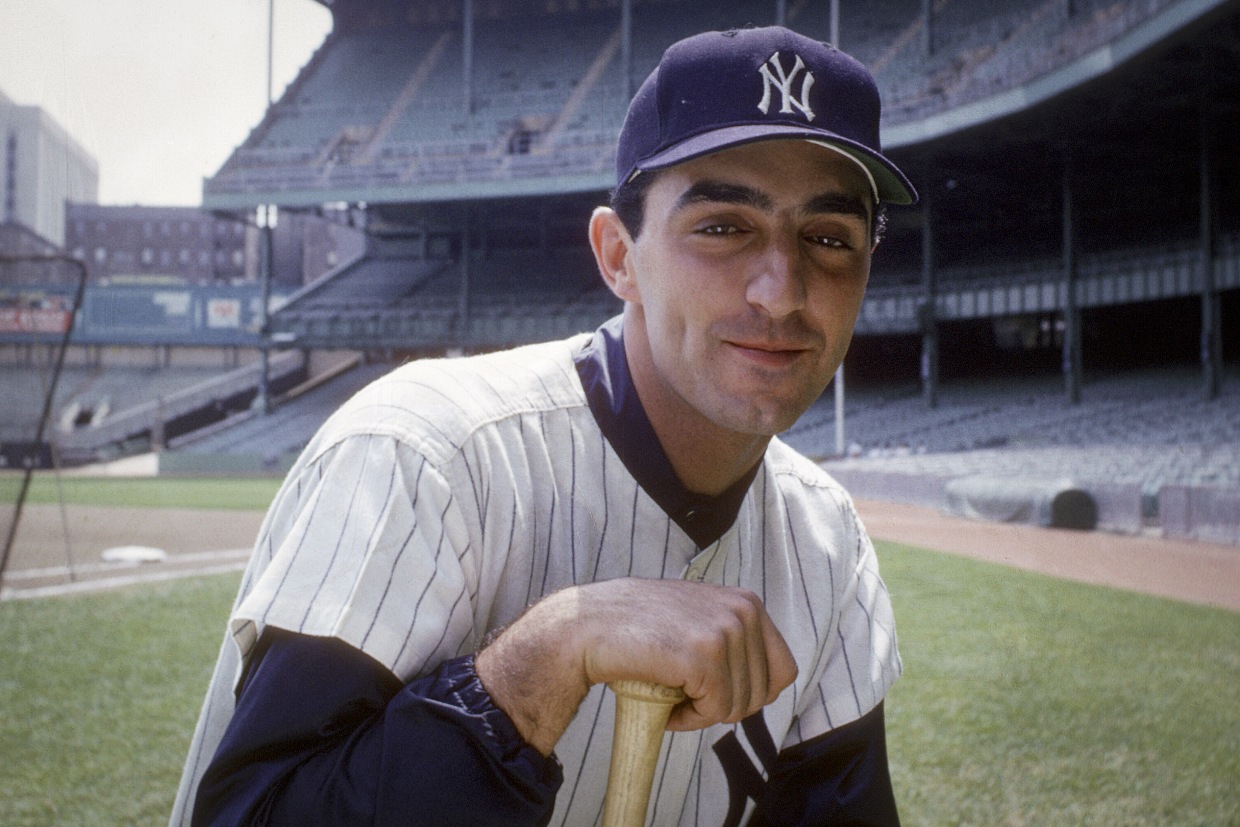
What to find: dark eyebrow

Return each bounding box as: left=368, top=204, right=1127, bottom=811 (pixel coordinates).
left=673, top=181, right=773, bottom=213
left=673, top=180, right=871, bottom=225
left=805, top=192, right=872, bottom=223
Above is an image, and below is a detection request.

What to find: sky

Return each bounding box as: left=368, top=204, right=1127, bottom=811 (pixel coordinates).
left=0, top=0, right=333, bottom=207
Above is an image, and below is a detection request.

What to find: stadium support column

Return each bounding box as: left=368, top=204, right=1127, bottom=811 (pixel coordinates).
left=922, top=0, right=934, bottom=57
left=921, top=176, right=939, bottom=407
left=621, top=0, right=633, bottom=98
left=459, top=208, right=472, bottom=333
left=1061, top=155, right=1082, bottom=404
left=266, top=0, right=275, bottom=105
left=1200, top=110, right=1221, bottom=399
left=775, top=0, right=786, bottom=26
left=463, top=0, right=475, bottom=114
left=256, top=205, right=275, bottom=415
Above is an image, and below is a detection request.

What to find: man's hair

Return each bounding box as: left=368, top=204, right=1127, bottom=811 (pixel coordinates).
left=609, top=170, right=661, bottom=240
left=610, top=169, right=889, bottom=245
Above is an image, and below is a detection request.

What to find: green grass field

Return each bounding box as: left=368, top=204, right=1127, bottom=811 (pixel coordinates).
left=881, top=543, right=1240, bottom=826
left=7, top=474, right=284, bottom=510
left=0, top=574, right=239, bottom=826
left=0, top=478, right=1237, bottom=825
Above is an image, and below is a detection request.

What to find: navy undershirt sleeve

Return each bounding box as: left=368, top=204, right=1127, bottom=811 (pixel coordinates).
left=750, top=702, right=900, bottom=825
left=192, top=628, right=561, bottom=827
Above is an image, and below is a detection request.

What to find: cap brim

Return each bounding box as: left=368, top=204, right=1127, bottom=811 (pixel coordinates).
left=631, top=123, right=918, bottom=206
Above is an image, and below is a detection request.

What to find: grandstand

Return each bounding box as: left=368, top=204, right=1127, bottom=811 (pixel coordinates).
left=783, top=363, right=1240, bottom=541
left=196, top=0, right=1238, bottom=364
left=162, top=355, right=390, bottom=473
left=5, top=0, right=1238, bottom=543
left=0, top=347, right=307, bottom=465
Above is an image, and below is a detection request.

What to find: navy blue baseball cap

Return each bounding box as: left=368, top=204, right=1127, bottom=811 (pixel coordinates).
left=615, top=26, right=917, bottom=206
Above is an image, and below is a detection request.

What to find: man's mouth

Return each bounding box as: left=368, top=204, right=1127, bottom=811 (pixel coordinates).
left=726, top=340, right=809, bottom=367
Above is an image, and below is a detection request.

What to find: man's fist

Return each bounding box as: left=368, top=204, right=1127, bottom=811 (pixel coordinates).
left=476, top=577, right=797, bottom=755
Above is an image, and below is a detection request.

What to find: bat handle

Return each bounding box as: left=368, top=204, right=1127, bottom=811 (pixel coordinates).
left=601, top=680, right=687, bottom=827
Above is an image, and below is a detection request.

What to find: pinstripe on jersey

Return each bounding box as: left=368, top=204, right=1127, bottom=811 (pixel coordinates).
left=170, top=334, right=900, bottom=827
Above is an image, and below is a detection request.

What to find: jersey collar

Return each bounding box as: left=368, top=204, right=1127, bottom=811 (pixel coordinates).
left=574, top=314, right=760, bottom=548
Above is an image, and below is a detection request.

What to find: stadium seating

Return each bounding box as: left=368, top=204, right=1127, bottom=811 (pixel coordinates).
left=2, top=361, right=253, bottom=442
left=785, top=366, right=1240, bottom=460
left=166, top=360, right=393, bottom=472
left=210, top=0, right=1193, bottom=200
left=0, top=349, right=309, bottom=465
left=201, top=0, right=1237, bottom=330
left=782, top=364, right=1240, bottom=540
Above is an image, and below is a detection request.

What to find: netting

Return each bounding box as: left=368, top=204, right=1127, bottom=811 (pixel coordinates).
left=0, top=255, right=87, bottom=579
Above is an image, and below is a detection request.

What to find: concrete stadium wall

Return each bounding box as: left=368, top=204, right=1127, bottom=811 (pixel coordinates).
left=822, top=468, right=952, bottom=512
left=1087, top=483, right=1146, bottom=536
left=822, top=466, right=1198, bottom=541
left=1160, top=485, right=1240, bottom=545
left=0, top=284, right=293, bottom=347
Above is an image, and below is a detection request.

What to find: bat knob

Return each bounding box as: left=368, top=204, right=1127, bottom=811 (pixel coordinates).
left=602, top=680, right=687, bottom=827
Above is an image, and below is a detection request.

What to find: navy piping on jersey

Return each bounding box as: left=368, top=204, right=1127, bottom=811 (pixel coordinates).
left=575, top=314, right=760, bottom=549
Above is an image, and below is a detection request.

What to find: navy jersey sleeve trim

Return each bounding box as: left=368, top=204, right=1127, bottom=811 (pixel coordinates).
left=748, top=702, right=901, bottom=827
left=193, top=628, right=562, bottom=827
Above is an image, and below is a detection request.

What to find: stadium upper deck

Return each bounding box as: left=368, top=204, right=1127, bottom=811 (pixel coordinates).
left=202, top=0, right=1237, bottom=210
left=183, top=0, right=1240, bottom=399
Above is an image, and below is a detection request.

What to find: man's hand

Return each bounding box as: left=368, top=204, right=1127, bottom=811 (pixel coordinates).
left=475, top=578, right=797, bottom=756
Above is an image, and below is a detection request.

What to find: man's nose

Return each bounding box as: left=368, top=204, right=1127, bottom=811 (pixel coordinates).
left=745, top=238, right=807, bottom=319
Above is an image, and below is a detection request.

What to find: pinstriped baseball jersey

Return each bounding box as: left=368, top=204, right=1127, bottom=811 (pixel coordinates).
left=171, top=333, right=900, bottom=827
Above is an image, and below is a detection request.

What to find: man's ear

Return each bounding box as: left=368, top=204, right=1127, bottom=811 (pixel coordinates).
left=589, top=207, right=639, bottom=303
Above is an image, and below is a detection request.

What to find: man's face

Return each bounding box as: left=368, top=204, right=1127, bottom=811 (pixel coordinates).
left=606, top=139, right=875, bottom=440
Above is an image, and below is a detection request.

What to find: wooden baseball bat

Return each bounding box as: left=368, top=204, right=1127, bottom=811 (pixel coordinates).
left=601, top=680, right=687, bottom=827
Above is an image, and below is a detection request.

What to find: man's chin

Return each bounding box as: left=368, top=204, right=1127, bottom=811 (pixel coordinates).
left=710, top=398, right=815, bottom=439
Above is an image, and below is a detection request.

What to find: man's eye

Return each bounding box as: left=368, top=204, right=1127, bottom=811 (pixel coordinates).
left=699, top=224, right=740, bottom=235
left=807, top=234, right=847, bottom=248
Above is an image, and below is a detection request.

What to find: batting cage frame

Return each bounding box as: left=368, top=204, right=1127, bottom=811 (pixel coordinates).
left=0, top=254, right=89, bottom=585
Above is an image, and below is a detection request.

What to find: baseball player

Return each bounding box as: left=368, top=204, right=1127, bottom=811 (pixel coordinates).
left=172, top=25, right=917, bottom=826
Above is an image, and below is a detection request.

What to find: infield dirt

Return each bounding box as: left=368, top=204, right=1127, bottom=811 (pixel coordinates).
left=3, top=498, right=1237, bottom=612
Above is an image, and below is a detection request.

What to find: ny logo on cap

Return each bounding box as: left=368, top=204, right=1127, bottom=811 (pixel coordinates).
left=756, top=52, right=815, bottom=122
